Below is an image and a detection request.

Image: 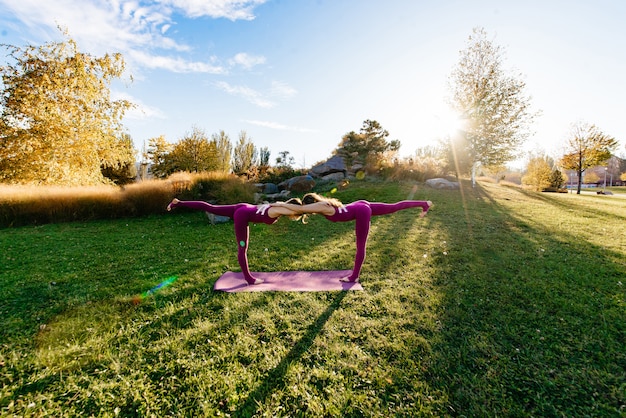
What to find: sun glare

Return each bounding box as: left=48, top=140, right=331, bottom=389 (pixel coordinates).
left=431, top=108, right=465, bottom=139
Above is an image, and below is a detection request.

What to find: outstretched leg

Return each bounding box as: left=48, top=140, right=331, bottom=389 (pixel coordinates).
left=369, top=200, right=432, bottom=217
left=167, top=198, right=244, bottom=218
left=340, top=203, right=372, bottom=283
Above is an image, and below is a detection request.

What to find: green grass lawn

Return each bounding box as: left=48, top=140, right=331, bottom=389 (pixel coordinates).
left=1, top=180, right=625, bottom=417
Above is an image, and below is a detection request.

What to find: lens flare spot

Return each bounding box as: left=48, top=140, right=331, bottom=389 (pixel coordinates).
left=132, top=276, right=178, bottom=304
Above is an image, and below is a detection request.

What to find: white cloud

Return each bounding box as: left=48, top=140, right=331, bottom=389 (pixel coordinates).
left=270, top=81, right=297, bottom=100
left=162, top=0, right=268, bottom=20
left=0, top=0, right=266, bottom=73
left=213, top=79, right=298, bottom=108
left=214, top=81, right=274, bottom=108
left=112, top=91, right=166, bottom=120
left=131, top=50, right=225, bottom=73
left=228, top=52, right=266, bottom=70
left=245, top=120, right=317, bottom=133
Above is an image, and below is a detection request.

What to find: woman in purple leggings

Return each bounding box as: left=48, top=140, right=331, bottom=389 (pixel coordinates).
left=268, top=193, right=432, bottom=283
left=167, top=198, right=303, bottom=285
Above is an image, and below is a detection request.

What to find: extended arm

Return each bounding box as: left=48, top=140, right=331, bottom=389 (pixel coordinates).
left=266, top=204, right=303, bottom=218
left=271, top=201, right=336, bottom=216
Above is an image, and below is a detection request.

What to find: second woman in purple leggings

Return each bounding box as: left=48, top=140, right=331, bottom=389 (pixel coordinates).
left=269, top=193, right=432, bottom=283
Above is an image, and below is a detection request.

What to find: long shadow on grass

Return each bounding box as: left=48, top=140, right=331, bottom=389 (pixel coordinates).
left=233, top=291, right=347, bottom=417
left=425, top=182, right=626, bottom=416
left=513, top=187, right=626, bottom=222
left=2, top=211, right=354, bottom=410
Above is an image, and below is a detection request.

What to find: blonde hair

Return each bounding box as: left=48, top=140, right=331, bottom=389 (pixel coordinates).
left=302, top=193, right=343, bottom=208
left=283, top=197, right=305, bottom=222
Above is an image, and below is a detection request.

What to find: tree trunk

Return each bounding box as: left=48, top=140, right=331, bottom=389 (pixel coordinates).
left=471, top=162, right=478, bottom=187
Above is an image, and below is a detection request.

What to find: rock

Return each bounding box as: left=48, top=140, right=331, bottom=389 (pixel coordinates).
left=279, top=175, right=316, bottom=192
left=255, top=190, right=291, bottom=203
left=350, top=163, right=364, bottom=173
left=263, top=183, right=279, bottom=194
left=253, top=183, right=278, bottom=194
left=309, top=155, right=347, bottom=178
left=321, top=172, right=346, bottom=182
left=425, top=178, right=460, bottom=190
left=206, top=212, right=231, bottom=224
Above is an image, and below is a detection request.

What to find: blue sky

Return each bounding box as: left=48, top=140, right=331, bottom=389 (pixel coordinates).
left=1, top=0, right=625, bottom=168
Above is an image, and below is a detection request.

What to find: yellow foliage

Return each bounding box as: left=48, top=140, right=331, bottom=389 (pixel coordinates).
left=0, top=31, right=133, bottom=185
left=522, top=157, right=552, bottom=191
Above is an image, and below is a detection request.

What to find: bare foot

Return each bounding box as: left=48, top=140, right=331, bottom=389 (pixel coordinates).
left=167, top=198, right=180, bottom=211
left=420, top=201, right=433, bottom=218
left=246, top=277, right=264, bottom=285
left=339, top=277, right=358, bottom=283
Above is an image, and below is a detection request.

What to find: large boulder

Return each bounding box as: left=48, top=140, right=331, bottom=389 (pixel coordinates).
left=279, top=175, right=316, bottom=192
left=425, top=178, right=460, bottom=190
left=253, top=183, right=278, bottom=194
left=309, top=155, right=347, bottom=178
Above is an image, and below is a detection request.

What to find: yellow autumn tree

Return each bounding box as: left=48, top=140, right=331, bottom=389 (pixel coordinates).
left=167, top=126, right=219, bottom=174
left=0, top=32, right=134, bottom=185
left=559, top=121, right=618, bottom=194
left=522, top=156, right=552, bottom=191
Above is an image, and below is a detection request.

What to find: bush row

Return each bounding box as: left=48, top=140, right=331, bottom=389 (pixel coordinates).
left=0, top=172, right=257, bottom=228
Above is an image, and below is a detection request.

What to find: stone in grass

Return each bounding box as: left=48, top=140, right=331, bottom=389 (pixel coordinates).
left=206, top=212, right=230, bottom=225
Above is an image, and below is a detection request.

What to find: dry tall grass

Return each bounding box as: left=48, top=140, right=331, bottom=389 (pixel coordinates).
left=0, top=171, right=256, bottom=227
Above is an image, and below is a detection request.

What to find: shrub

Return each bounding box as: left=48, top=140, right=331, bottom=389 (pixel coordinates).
left=257, top=166, right=307, bottom=185
left=122, top=180, right=175, bottom=216
left=0, top=171, right=256, bottom=227
left=379, top=158, right=444, bottom=182
left=176, top=171, right=256, bottom=203
left=0, top=185, right=125, bottom=227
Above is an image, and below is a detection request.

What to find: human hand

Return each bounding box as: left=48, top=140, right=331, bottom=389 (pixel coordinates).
left=256, top=203, right=271, bottom=215
left=338, top=206, right=348, bottom=214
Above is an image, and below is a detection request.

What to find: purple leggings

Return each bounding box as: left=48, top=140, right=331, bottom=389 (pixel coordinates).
left=169, top=201, right=276, bottom=284
left=325, top=200, right=430, bottom=281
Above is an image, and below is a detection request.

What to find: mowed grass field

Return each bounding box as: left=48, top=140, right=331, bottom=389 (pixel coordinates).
left=1, top=180, right=625, bottom=417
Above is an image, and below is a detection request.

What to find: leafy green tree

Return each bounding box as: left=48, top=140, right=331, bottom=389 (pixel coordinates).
left=559, top=121, right=618, bottom=194
left=211, top=130, right=232, bottom=173
left=275, top=150, right=295, bottom=168
left=0, top=32, right=133, bottom=185
left=259, top=146, right=271, bottom=167
left=232, top=131, right=257, bottom=175
left=336, top=119, right=400, bottom=172
left=167, top=126, right=217, bottom=174
left=256, top=146, right=271, bottom=179
left=549, top=169, right=565, bottom=189
left=447, top=27, right=536, bottom=186
left=146, top=135, right=172, bottom=178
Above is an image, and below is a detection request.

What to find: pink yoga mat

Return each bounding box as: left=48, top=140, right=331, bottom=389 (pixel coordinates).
left=213, top=270, right=363, bottom=292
